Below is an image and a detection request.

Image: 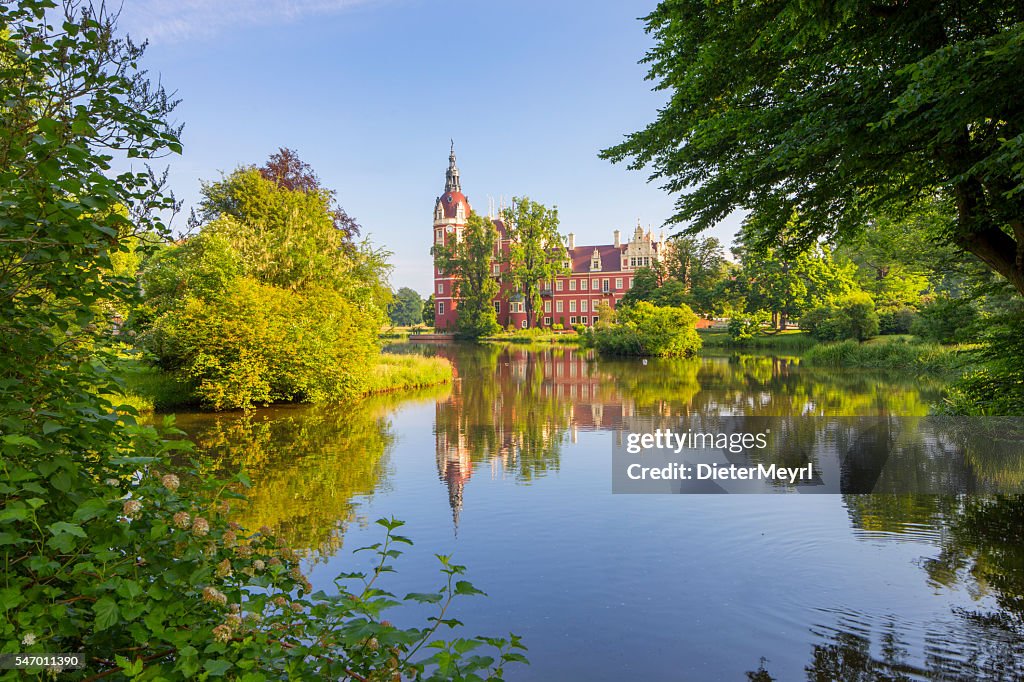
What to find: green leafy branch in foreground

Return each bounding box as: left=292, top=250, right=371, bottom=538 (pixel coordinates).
left=1, top=432, right=526, bottom=681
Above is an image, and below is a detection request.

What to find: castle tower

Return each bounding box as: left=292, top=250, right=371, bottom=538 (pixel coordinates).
left=432, top=142, right=472, bottom=331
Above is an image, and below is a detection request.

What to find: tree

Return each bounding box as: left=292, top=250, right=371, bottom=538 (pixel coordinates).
left=667, top=235, right=728, bottom=313
left=389, top=287, right=423, bottom=326
left=432, top=212, right=501, bottom=338
left=258, top=147, right=360, bottom=239
left=601, top=2, right=1024, bottom=295
left=142, top=169, right=391, bottom=409
left=734, top=220, right=856, bottom=328
left=423, top=294, right=436, bottom=327
left=501, top=197, right=568, bottom=327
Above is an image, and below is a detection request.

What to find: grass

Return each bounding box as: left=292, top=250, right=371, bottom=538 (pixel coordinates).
left=803, top=337, right=968, bottom=375
left=481, top=328, right=583, bottom=345
left=699, top=329, right=819, bottom=352
left=360, top=353, right=452, bottom=396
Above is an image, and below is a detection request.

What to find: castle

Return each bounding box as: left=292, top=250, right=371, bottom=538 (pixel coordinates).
left=431, top=145, right=665, bottom=331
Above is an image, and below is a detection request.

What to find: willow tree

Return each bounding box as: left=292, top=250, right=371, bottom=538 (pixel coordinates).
left=601, top=2, right=1024, bottom=295
left=501, top=197, right=567, bottom=327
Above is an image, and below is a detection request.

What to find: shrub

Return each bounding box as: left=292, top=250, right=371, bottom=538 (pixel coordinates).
left=144, top=279, right=380, bottom=409
left=941, top=311, right=1024, bottom=415
left=877, top=306, right=917, bottom=335
left=594, top=301, right=702, bottom=357
left=911, top=296, right=979, bottom=343
left=804, top=338, right=962, bottom=374
left=728, top=311, right=770, bottom=341
left=800, top=292, right=879, bottom=341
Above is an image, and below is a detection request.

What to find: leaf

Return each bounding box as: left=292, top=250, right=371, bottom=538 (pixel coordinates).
left=404, top=592, right=444, bottom=604
left=48, top=521, right=87, bottom=537
left=204, top=659, right=233, bottom=677
left=454, top=581, right=486, bottom=597
left=93, top=596, right=120, bottom=631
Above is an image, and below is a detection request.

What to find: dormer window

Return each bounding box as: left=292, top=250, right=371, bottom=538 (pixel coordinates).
left=435, top=204, right=444, bottom=221
left=590, top=248, right=602, bottom=272
left=456, top=203, right=465, bottom=220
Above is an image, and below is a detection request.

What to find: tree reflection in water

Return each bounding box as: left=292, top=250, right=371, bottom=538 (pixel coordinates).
left=175, top=387, right=448, bottom=559
left=746, top=494, right=1024, bottom=680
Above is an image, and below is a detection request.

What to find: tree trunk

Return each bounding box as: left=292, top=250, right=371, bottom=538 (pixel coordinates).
left=952, top=178, right=1024, bottom=296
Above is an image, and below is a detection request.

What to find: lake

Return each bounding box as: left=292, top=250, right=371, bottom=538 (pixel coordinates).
left=174, top=343, right=1024, bottom=681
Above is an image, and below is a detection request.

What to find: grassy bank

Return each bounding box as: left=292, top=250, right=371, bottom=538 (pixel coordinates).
left=115, top=352, right=452, bottom=413
left=363, top=353, right=452, bottom=395
left=803, top=338, right=967, bottom=375
left=699, top=329, right=819, bottom=352
left=481, top=328, right=583, bottom=345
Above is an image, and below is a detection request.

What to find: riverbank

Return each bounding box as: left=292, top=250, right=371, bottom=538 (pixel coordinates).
left=803, top=337, right=968, bottom=375
left=114, top=352, right=452, bottom=414
left=698, top=329, right=819, bottom=352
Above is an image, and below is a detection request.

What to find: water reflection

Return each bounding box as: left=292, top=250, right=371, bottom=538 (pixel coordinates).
left=171, top=343, right=1023, bottom=680
left=175, top=387, right=448, bottom=558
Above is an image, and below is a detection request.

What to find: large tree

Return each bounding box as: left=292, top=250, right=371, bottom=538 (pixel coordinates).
left=601, top=2, right=1024, bottom=295
left=501, top=197, right=568, bottom=327
left=389, top=287, right=423, bottom=326
left=432, top=213, right=500, bottom=338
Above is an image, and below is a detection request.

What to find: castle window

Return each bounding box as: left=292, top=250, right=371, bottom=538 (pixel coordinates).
left=456, top=203, right=465, bottom=220
left=602, top=279, right=610, bottom=293
left=435, top=229, right=442, bottom=243
left=544, top=301, right=551, bottom=313
left=569, top=300, right=576, bottom=313
left=581, top=300, right=588, bottom=313
left=556, top=301, right=563, bottom=313
left=492, top=263, right=500, bottom=275
left=544, top=317, right=551, bottom=326
left=615, top=278, right=623, bottom=290
left=437, top=282, right=444, bottom=294
left=521, top=320, right=528, bottom=328
left=569, top=279, right=576, bottom=291
left=556, top=280, right=563, bottom=292
left=570, top=316, right=577, bottom=325
left=581, top=279, right=588, bottom=291
left=494, top=301, right=501, bottom=315
left=438, top=301, right=445, bottom=315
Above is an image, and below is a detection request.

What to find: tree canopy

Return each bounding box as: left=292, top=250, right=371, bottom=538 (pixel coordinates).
left=501, top=197, right=567, bottom=327
left=601, top=1, right=1024, bottom=295
left=432, top=212, right=501, bottom=338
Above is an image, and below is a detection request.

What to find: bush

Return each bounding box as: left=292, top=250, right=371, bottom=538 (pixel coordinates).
left=144, top=278, right=380, bottom=410
left=594, top=302, right=702, bottom=357
left=877, top=306, right=917, bottom=335
left=800, top=292, right=879, bottom=341
left=804, top=338, right=962, bottom=374
left=911, top=296, right=979, bottom=343
left=728, top=311, right=770, bottom=341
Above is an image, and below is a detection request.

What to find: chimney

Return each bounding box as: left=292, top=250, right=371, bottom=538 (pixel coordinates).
left=567, top=232, right=575, bottom=250
left=613, top=229, right=621, bottom=248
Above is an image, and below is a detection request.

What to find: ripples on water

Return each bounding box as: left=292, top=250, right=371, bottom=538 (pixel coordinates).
left=175, top=344, right=1024, bottom=681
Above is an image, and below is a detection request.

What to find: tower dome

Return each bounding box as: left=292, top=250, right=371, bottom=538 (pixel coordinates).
left=435, top=141, right=471, bottom=222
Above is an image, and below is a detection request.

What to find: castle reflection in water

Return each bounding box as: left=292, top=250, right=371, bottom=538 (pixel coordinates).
left=432, top=345, right=638, bottom=529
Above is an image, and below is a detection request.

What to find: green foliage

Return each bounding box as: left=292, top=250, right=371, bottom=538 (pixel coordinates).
left=145, top=279, right=380, bottom=409
left=727, top=311, right=771, bottom=342
left=911, top=296, right=980, bottom=344
left=601, top=1, right=1024, bottom=295
left=501, top=198, right=568, bottom=327
left=0, top=5, right=524, bottom=679
left=432, top=213, right=501, bottom=339
left=423, top=294, right=436, bottom=327
left=733, top=224, right=857, bottom=328
left=140, top=168, right=392, bottom=410
left=804, top=339, right=962, bottom=375
left=877, top=307, right=918, bottom=335
left=942, top=311, right=1024, bottom=415
left=593, top=302, right=702, bottom=357
left=800, top=293, right=880, bottom=342
left=389, top=287, right=424, bottom=326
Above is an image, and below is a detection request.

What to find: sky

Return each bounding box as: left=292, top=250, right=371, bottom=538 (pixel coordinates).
left=119, top=0, right=744, bottom=295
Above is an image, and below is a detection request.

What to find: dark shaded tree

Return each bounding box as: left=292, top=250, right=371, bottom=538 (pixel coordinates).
left=389, top=287, right=423, bottom=326
left=601, top=2, right=1024, bottom=295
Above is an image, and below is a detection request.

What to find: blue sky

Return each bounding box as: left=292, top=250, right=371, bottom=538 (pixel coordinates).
left=120, top=0, right=743, bottom=295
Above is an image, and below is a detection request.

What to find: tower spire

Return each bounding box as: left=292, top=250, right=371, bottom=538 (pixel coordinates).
left=445, top=141, right=461, bottom=193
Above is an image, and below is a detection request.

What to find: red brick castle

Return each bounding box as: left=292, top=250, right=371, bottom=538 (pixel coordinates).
left=432, top=146, right=666, bottom=330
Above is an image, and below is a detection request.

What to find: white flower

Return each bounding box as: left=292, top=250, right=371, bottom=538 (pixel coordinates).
left=21, top=632, right=36, bottom=646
